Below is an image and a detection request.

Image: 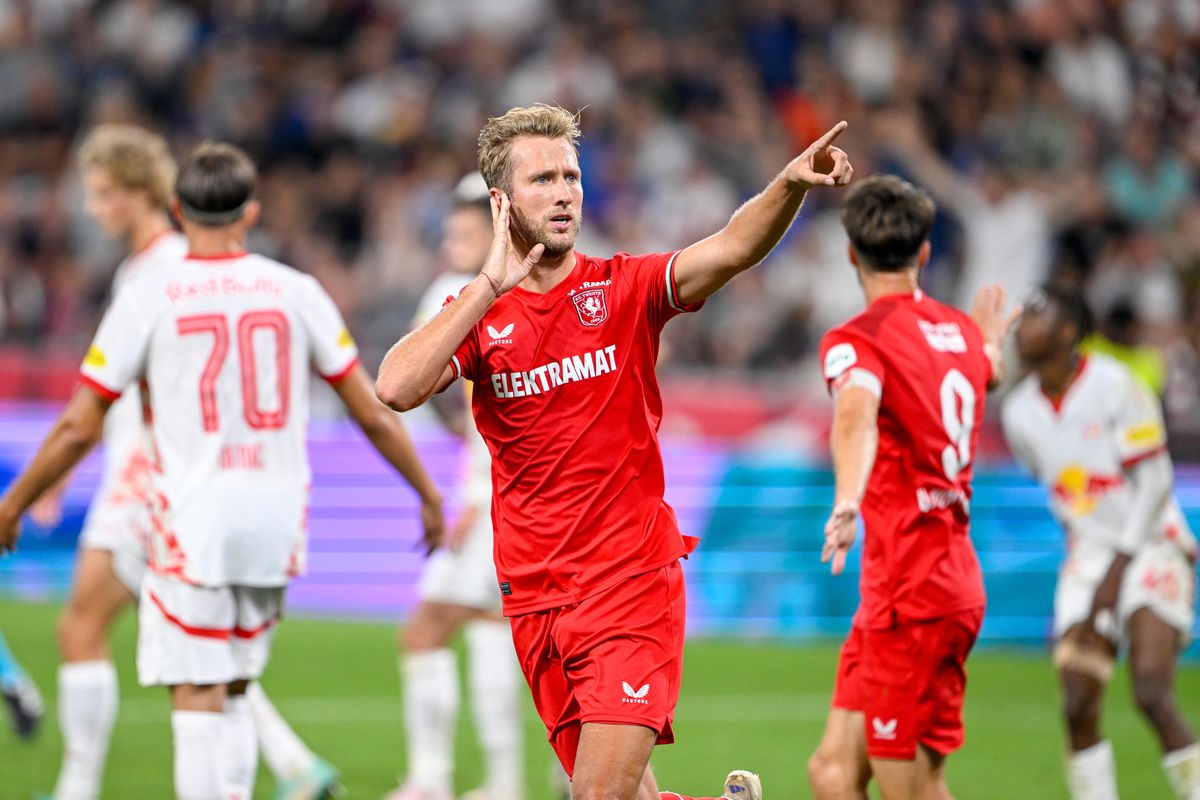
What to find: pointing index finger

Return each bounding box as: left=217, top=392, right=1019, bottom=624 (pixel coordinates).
left=810, top=120, right=848, bottom=152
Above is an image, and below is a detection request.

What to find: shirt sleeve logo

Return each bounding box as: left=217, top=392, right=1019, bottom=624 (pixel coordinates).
left=823, top=342, right=857, bottom=380
left=337, top=328, right=355, bottom=349
left=84, top=345, right=107, bottom=368
left=571, top=288, right=609, bottom=327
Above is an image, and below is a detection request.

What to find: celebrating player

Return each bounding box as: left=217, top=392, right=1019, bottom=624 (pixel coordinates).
left=0, top=142, right=444, bottom=800
left=808, top=176, right=1016, bottom=800
left=1002, top=284, right=1200, bottom=800
left=375, top=104, right=852, bottom=800
left=30, top=125, right=344, bottom=800
left=387, top=178, right=524, bottom=800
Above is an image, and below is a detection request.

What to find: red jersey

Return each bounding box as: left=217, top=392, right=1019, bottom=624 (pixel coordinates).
left=819, top=292, right=989, bottom=629
left=450, top=251, right=701, bottom=615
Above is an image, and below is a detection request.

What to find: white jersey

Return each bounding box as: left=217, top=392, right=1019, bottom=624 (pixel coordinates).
left=80, top=251, right=358, bottom=587
left=99, top=231, right=188, bottom=490
left=1002, top=354, right=1196, bottom=558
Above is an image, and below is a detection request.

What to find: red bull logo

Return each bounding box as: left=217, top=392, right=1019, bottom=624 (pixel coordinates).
left=1051, top=465, right=1123, bottom=514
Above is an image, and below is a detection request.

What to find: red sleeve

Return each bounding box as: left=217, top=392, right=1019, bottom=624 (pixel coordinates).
left=818, top=327, right=885, bottom=397
left=449, top=327, right=480, bottom=384
left=623, top=251, right=704, bottom=330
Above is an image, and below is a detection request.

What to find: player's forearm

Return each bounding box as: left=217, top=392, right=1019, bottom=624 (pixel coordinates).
left=674, top=173, right=807, bottom=305
left=1117, top=453, right=1173, bottom=553
left=0, top=397, right=103, bottom=520
left=830, top=409, right=878, bottom=507
left=363, top=415, right=443, bottom=506
left=376, top=277, right=493, bottom=411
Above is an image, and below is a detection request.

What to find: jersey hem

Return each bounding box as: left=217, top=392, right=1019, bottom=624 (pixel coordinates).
left=853, top=600, right=986, bottom=630
left=502, top=547, right=693, bottom=617
left=79, top=372, right=123, bottom=401
left=320, top=356, right=360, bottom=384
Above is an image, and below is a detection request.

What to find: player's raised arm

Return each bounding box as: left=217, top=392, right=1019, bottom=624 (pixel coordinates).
left=331, top=364, right=445, bottom=553
left=822, top=384, right=880, bottom=576
left=375, top=193, right=543, bottom=411
left=970, top=284, right=1022, bottom=390
left=0, top=388, right=111, bottom=553
left=671, top=121, right=853, bottom=306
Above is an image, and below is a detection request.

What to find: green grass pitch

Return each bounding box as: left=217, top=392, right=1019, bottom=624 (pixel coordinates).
left=0, top=600, right=1194, bottom=798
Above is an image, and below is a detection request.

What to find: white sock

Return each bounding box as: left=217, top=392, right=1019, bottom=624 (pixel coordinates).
left=1067, top=740, right=1118, bottom=800
left=466, top=621, right=524, bottom=800
left=1164, top=743, right=1200, bottom=800
left=403, top=648, right=459, bottom=794
left=246, top=682, right=317, bottom=780
left=222, top=695, right=258, bottom=800
left=53, top=660, right=119, bottom=800
left=172, top=710, right=224, bottom=800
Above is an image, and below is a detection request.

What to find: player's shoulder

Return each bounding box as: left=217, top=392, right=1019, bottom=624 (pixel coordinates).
left=1082, top=352, right=1135, bottom=389
left=1002, top=372, right=1041, bottom=424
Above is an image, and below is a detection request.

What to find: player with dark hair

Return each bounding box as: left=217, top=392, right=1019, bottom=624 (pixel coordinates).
left=1004, top=285, right=1200, bottom=800
left=376, top=104, right=853, bottom=800
left=0, top=142, right=443, bottom=800
left=808, top=175, right=1017, bottom=800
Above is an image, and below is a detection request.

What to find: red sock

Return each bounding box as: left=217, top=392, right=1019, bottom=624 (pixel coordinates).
left=660, top=793, right=723, bottom=800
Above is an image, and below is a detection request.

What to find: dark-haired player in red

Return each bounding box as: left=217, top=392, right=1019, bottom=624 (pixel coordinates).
left=375, top=104, right=852, bottom=800
left=806, top=176, right=1018, bottom=800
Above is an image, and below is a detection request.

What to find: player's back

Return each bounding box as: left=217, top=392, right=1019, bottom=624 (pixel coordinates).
left=820, top=292, right=990, bottom=628
left=83, top=251, right=358, bottom=587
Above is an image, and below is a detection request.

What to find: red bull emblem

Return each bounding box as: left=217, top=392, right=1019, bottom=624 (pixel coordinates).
left=1051, top=465, right=1123, bottom=514
left=572, top=288, right=608, bottom=327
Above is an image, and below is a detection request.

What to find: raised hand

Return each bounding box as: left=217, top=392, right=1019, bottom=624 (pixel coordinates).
left=481, top=192, right=545, bottom=296
left=821, top=499, right=860, bottom=576
left=970, top=284, right=1022, bottom=348
left=788, top=121, right=853, bottom=190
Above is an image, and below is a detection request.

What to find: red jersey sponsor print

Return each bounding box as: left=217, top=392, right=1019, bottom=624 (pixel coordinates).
left=819, top=292, right=990, bottom=629
left=449, top=251, right=702, bottom=615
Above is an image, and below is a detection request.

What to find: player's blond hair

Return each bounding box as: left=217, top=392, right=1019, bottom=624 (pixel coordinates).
left=477, top=104, right=582, bottom=191
left=78, top=125, right=176, bottom=210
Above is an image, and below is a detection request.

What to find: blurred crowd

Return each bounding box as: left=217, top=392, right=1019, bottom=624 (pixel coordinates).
left=1, top=0, right=1199, bottom=438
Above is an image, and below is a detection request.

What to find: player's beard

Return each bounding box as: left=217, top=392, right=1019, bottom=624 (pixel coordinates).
left=510, top=203, right=581, bottom=259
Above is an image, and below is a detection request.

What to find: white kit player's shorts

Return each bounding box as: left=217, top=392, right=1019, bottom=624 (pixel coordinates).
left=79, top=485, right=151, bottom=597
left=137, top=571, right=284, bottom=687
left=418, top=510, right=501, bottom=611
left=1055, top=539, right=1196, bottom=646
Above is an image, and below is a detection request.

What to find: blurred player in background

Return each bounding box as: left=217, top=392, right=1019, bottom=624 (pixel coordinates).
left=1003, top=285, right=1200, bottom=800
left=387, top=175, right=524, bottom=800
left=0, top=142, right=444, bottom=800
left=0, top=629, right=43, bottom=739
left=30, top=125, right=345, bottom=800
left=376, top=104, right=851, bottom=800
left=810, top=176, right=1016, bottom=800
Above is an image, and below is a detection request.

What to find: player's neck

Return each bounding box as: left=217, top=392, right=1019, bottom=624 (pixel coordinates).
left=185, top=228, right=248, bottom=259
left=861, top=268, right=920, bottom=305
left=127, top=213, right=172, bottom=256
left=1037, top=350, right=1082, bottom=398
left=518, top=246, right=576, bottom=294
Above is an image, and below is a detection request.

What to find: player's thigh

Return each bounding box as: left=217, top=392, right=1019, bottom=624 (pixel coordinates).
left=1118, top=542, right=1195, bottom=648
left=403, top=600, right=483, bottom=650
left=1126, top=607, right=1183, bottom=687
left=60, top=548, right=138, bottom=653
left=571, top=722, right=657, bottom=800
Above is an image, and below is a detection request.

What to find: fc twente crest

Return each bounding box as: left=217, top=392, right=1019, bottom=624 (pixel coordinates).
left=572, top=288, right=608, bottom=327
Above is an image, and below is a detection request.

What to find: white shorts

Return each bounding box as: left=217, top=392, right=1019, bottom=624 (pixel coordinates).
left=418, top=511, right=501, bottom=611
left=79, top=487, right=150, bottom=596
left=137, top=572, right=284, bottom=687
left=1055, top=540, right=1196, bottom=647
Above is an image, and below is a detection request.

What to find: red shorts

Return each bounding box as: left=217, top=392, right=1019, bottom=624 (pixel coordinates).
left=832, top=607, right=983, bottom=760
left=508, top=562, right=687, bottom=777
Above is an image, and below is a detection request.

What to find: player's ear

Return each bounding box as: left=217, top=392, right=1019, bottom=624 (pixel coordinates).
left=847, top=244, right=859, bottom=267
left=916, top=240, right=931, bottom=268
left=241, top=200, right=262, bottom=229
left=169, top=198, right=185, bottom=227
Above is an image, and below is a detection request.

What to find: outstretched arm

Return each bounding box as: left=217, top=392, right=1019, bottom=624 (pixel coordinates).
left=333, top=365, right=445, bottom=554
left=671, top=121, right=853, bottom=306
left=822, top=385, right=880, bottom=576
left=0, top=388, right=111, bottom=553
left=376, top=193, right=543, bottom=411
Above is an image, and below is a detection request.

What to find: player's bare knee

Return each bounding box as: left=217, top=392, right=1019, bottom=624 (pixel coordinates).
left=1131, top=674, right=1173, bottom=720
left=571, top=777, right=637, bottom=800
left=57, top=605, right=103, bottom=661
left=807, top=749, right=848, bottom=797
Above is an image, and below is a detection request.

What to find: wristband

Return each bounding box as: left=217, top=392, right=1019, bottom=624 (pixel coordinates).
left=480, top=272, right=502, bottom=299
